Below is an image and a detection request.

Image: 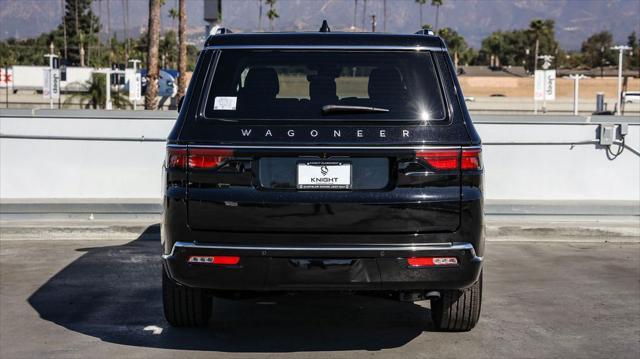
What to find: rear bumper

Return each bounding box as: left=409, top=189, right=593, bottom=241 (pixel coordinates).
left=162, top=241, right=483, bottom=291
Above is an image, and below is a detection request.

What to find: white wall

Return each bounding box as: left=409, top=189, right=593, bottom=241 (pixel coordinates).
left=1, top=111, right=638, bottom=202
left=1, top=115, right=172, bottom=199
left=480, top=123, right=640, bottom=201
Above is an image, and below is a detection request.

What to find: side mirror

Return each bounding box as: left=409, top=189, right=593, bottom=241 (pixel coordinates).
left=177, top=96, right=184, bottom=112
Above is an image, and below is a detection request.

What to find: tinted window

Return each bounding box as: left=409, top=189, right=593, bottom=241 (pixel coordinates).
left=203, top=50, right=446, bottom=121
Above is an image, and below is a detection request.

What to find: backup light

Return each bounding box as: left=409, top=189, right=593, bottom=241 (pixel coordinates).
left=166, top=148, right=187, bottom=169
left=407, top=257, right=458, bottom=267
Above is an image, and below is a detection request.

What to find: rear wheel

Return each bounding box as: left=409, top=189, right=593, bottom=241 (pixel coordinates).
left=162, top=269, right=212, bottom=327
left=430, top=273, right=482, bottom=332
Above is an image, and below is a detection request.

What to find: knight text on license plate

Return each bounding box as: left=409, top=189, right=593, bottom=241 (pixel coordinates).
left=297, top=162, right=351, bottom=189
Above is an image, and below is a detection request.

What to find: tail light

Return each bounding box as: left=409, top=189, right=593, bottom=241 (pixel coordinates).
left=188, top=148, right=234, bottom=169
left=166, top=147, right=233, bottom=170
left=415, top=148, right=482, bottom=171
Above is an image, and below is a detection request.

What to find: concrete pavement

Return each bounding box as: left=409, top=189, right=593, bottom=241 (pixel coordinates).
left=1, top=231, right=639, bottom=358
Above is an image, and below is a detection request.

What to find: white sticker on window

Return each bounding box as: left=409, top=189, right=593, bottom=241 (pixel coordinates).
left=213, top=96, right=237, bottom=110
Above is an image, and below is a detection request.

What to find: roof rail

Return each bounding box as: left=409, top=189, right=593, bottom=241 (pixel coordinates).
left=415, top=29, right=435, bottom=36
left=215, top=27, right=233, bottom=35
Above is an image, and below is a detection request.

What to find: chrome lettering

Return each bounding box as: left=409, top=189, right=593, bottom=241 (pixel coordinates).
left=265, top=129, right=272, bottom=137
left=287, top=130, right=295, bottom=137
left=241, top=129, right=252, bottom=136
left=310, top=129, right=318, bottom=137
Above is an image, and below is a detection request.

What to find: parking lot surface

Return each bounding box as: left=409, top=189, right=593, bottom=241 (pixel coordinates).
left=1, top=231, right=639, bottom=358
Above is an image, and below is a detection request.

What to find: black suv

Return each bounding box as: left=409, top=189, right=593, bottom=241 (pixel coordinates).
left=162, top=25, right=484, bottom=332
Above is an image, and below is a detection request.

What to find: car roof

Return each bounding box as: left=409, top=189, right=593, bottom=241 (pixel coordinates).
left=204, top=32, right=446, bottom=49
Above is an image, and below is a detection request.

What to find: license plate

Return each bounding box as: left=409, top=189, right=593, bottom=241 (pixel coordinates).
left=297, top=161, right=352, bottom=189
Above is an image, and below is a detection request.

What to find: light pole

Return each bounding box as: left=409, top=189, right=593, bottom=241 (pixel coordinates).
left=568, top=74, right=586, bottom=115
left=611, top=45, right=631, bottom=116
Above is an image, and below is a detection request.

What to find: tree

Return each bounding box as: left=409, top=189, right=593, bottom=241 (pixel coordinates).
left=476, top=20, right=557, bottom=71
left=145, top=0, right=161, bottom=110
left=168, top=7, right=178, bottom=29
left=258, top=0, right=263, bottom=31
left=177, top=0, right=187, bottom=99
left=627, top=31, right=639, bottom=69
left=437, top=27, right=474, bottom=66
left=416, top=0, right=426, bottom=28
left=581, top=31, right=616, bottom=74
left=57, top=0, right=100, bottom=66
left=265, top=0, right=279, bottom=31
left=122, top=0, right=130, bottom=62
left=481, top=31, right=506, bottom=67
left=64, top=73, right=131, bottom=109
left=159, top=30, right=178, bottom=68
left=431, top=0, right=443, bottom=31
left=529, top=19, right=551, bottom=70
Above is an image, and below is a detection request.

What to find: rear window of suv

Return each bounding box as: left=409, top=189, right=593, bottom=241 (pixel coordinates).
left=202, top=50, right=446, bottom=121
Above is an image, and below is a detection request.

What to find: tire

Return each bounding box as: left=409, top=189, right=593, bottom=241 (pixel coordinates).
left=162, top=269, right=212, bottom=327
left=430, top=273, right=482, bottom=332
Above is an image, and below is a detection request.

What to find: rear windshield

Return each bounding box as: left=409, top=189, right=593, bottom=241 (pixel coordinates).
left=202, top=50, right=446, bottom=121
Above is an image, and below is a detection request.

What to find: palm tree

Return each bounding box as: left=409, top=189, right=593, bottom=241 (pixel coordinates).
left=361, top=0, right=367, bottom=30
left=64, top=73, right=131, bottom=109
left=145, top=0, right=161, bottom=110
left=258, top=0, right=263, bottom=31
left=528, top=19, right=552, bottom=71
left=122, top=0, right=130, bottom=61
left=168, top=5, right=179, bottom=68
left=416, top=0, right=426, bottom=28
left=169, top=7, right=178, bottom=32
left=265, top=0, right=278, bottom=31
left=431, top=0, right=443, bottom=31
left=353, top=0, right=358, bottom=30
left=177, top=0, right=187, bottom=99
left=437, top=27, right=466, bottom=67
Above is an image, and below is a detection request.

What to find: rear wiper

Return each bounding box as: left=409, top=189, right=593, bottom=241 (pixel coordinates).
left=321, top=105, right=389, bottom=115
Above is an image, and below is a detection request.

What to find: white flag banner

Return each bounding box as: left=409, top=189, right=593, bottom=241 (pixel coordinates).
left=50, top=69, right=60, bottom=99
left=534, top=70, right=556, bottom=101
left=126, top=69, right=142, bottom=101
left=43, top=69, right=51, bottom=98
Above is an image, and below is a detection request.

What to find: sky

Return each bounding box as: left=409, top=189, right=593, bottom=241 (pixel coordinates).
left=1, top=0, right=639, bottom=50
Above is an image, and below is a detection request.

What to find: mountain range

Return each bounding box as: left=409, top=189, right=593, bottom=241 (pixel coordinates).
left=1, top=0, right=638, bottom=50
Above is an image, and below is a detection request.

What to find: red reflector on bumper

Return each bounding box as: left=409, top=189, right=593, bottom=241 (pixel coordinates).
left=407, top=257, right=458, bottom=267
left=188, top=256, right=240, bottom=265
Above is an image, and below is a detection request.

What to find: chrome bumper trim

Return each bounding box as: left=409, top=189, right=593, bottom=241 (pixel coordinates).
left=162, top=241, right=479, bottom=259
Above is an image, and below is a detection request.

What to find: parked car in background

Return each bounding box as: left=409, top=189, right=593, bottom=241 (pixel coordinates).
left=623, top=91, right=640, bottom=104
left=140, top=69, right=178, bottom=98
